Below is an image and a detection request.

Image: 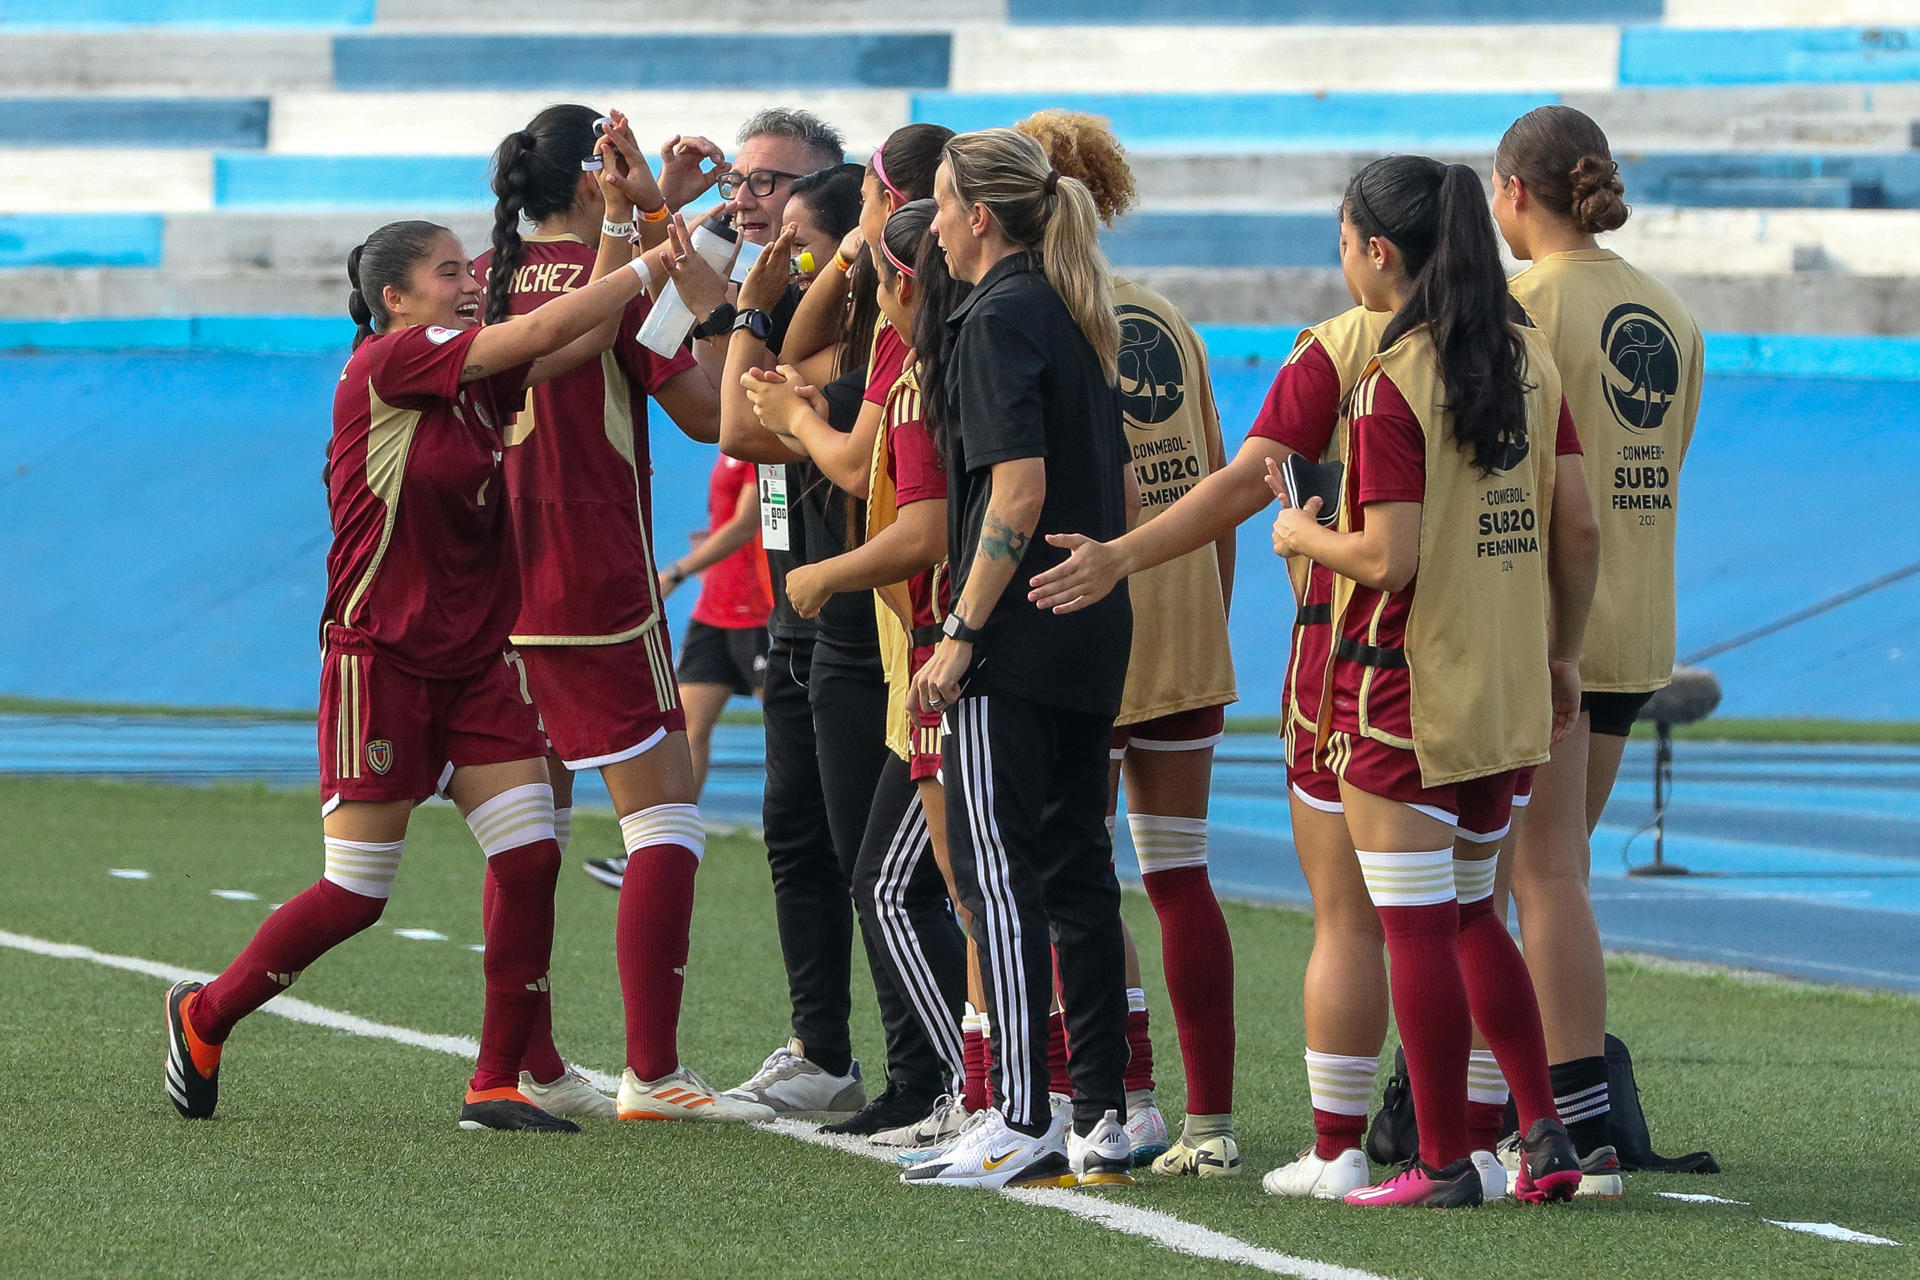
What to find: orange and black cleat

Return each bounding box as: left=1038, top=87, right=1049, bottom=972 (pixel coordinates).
left=164, top=979, right=223, bottom=1119
left=458, top=1086, right=582, bottom=1134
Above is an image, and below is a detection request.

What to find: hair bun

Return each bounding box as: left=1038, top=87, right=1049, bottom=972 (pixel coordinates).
left=1568, top=154, right=1628, bottom=234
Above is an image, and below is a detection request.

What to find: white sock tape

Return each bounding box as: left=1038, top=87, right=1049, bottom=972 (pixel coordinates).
left=466, top=782, right=556, bottom=859
left=1128, top=813, right=1209, bottom=873
left=1453, top=855, right=1499, bottom=905
left=1467, top=1048, right=1509, bottom=1105
left=1304, top=1049, right=1378, bottom=1117
left=323, top=836, right=404, bottom=899
left=553, top=806, right=573, bottom=856
left=620, top=802, right=706, bottom=863
left=1355, top=847, right=1457, bottom=908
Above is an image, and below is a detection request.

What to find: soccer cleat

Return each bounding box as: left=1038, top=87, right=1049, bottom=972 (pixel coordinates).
left=519, top=1066, right=616, bottom=1120
left=1365, top=1046, right=1418, bottom=1166
left=458, top=1087, right=581, bottom=1133
left=582, top=854, right=627, bottom=889
left=1511, top=1118, right=1583, bottom=1204
left=873, top=1094, right=971, bottom=1149
left=1344, top=1158, right=1485, bottom=1208
left=164, top=980, right=222, bottom=1120
left=821, top=1082, right=938, bottom=1136
left=723, top=1039, right=865, bottom=1119
left=900, top=1109, right=1076, bottom=1189
left=1263, top=1146, right=1370, bottom=1200
left=1068, top=1109, right=1135, bottom=1186
left=619, top=1065, right=775, bottom=1123
left=1472, top=1149, right=1508, bottom=1203
left=1152, top=1131, right=1243, bottom=1178
left=1124, top=1088, right=1170, bottom=1166
left=1577, top=1144, right=1625, bottom=1199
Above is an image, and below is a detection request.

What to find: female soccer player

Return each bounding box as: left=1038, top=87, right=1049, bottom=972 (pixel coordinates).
left=1014, top=108, right=1237, bottom=1177
left=900, top=128, right=1135, bottom=1190
left=1269, top=155, right=1597, bottom=1207
left=1491, top=105, right=1704, bottom=1181
left=755, top=200, right=975, bottom=1149
left=162, top=158, right=680, bottom=1132
left=477, top=104, right=767, bottom=1124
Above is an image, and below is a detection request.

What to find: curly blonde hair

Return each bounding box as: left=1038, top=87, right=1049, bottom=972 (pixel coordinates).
left=1014, top=109, right=1138, bottom=228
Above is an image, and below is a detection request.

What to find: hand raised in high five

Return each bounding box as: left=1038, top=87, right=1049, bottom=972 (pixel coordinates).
left=739, top=223, right=798, bottom=315
left=592, top=110, right=665, bottom=217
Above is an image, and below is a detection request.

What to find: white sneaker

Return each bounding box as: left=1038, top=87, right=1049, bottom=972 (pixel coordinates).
left=1263, top=1145, right=1371, bottom=1199
left=1124, top=1088, right=1169, bottom=1165
left=722, top=1039, right=865, bottom=1119
left=900, top=1109, right=1075, bottom=1189
left=617, top=1065, right=774, bottom=1123
left=1152, top=1131, right=1244, bottom=1178
left=1495, top=1131, right=1524, bottom=1175
left=897, top=1104, right=995, bottom=1166
left=1068, top=1109, right=1135, bottom=1186
left=1472, top=1148, right=1508, bottom=1202
left=873, top=1094, right=970, bottom=1149
left=518, top=1066, right=616, bottom=1120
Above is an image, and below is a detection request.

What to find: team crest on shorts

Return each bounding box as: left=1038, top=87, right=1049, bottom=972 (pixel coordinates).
left=366, top=739, right=394, bottom=775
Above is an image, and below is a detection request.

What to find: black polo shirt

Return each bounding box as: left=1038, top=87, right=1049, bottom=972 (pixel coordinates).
left=944, top=251, right=1131, bottom=718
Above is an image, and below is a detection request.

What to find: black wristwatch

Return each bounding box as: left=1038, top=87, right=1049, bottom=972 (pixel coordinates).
left=690, top=301, right=737, bottom=340
left=942, top=613, right=985, bottom=644
left=730, top=308, right=773, bottom=342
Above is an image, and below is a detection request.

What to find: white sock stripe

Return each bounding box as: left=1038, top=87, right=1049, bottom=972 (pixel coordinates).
left=1559, top=1098, right=1611, bottom=1123
left=465, top=783, right=555, bottom=859
left=1128, top=813, right=1209, bottom=873
left=959, top=697, right=1032, bottom=1125
left=322, top=836, right=403, bottom=899
left=871, top=786, right=967, bottom=1085
left=553, top=807, right=573, bottom=855
left=620, top=802, right=706, bottom=862
left=1303, top=1050, right=1378, bottom=1116
left=1556, top=1081, right=1610, bottom=1105
left=1355, top=848, right=1456, bottom=907
left=1453, top=857, right=1499, bottom=905
left=1467, top=1049, right=1509, bottom=1104
left=1126, top=986, right=1147, bottom=1013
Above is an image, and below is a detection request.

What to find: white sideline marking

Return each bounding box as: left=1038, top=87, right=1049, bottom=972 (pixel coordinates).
left=393, top=929, right=447, bottom=942
left=1659, top=1192, right=1748, bottom=1205
left=467, top=944, right=487, bottom=953
left=1767, top=1221, right=1902, bottom=1246
left=1, top=927, right=1394, bottom=1280
left=211, top=890, right=259, bottom=901
left=109, top=869, right=150, bottom=880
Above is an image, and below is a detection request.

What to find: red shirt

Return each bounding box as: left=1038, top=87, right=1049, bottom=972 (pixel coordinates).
left=691, top=456, right=773, bottom=628
left=865, top=321, right=909, bottom=407
left=885, top=378, right=950, bottom=634
left=323, top=323, right=530, bottom=676
left=1331, top=371, right=1581, bottom=737
left=475, top=237, right=699, bottom=643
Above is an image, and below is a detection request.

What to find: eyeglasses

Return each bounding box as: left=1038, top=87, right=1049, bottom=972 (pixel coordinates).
left=717, top=168, right=805, bottom=199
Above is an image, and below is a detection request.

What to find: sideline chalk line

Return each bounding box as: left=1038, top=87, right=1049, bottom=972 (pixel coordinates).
left=1, top=926, right=1391, bottom=1280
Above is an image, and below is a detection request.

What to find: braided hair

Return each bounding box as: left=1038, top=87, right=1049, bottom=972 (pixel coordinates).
left=485, top=104, right=600, bottom=325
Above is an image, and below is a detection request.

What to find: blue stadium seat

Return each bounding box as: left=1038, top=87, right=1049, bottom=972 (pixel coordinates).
left=0, top=0, right=370, bottom=25
left=1104, top=213, right=1337, bottom=269
left=1618, top=152, right=1920, bottom=209
left=213, top=155, right=489, bottom=209
left=1008, top=0, right=1659, bottom=23
left=1620, top=26, right=1920, bottom=87
left=0, top=98, right=268, bottom=149
left=332, top=33, right=952, bottom=91
left=0, top=215, right=163, bottom=268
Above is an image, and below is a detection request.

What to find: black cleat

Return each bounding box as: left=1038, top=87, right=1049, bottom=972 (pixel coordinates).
left=821, top=1084, right=939, bottom=1136
left=1513, top=1119, right=1583, bottom=1203
left=459, top=1088, right=583, bottom=1133
left=164, top=979, right=221, bottom=1119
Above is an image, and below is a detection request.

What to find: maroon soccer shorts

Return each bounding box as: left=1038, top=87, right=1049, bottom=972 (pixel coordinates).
left=1110, top=703, right=1228, bottom=761
left=517, top=628, right=687, bottom=771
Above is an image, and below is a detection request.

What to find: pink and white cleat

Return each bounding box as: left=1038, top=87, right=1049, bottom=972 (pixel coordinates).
left=1512, top=1118, right=1584, bottom=1204
left=1344, top=1157, right=1484, bottom=1208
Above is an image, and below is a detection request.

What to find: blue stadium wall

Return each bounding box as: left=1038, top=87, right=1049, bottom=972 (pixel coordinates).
left=2, top=345, right=1915, bottom=720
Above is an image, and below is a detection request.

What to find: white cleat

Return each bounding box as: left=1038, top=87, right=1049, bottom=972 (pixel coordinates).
left=1472, top=1148, right=1509, bottom=1202
left=1152, top=1131, right=1244, bottom=1178
left=519, top=1066, right=616, bottom=1120
left=1263, top=1145, right=1372, bottom=1200
left=873, top=1093, right=971, bottom=1149
left=721, top=1039, right=865, bottom=1119
left=1068, top=1109, right=1136, bottom=1186
left=1124, top=1088, right=1170, bottom=1166
left=617, top=1065, right=774, bottom=1123
left=900, top=1109, right=1076, bottom=1189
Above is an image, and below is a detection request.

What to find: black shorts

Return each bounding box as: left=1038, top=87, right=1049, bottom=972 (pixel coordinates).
left=1582, top=689, right=1656, bottom=738
left=677, top=621, right=769, bottom=697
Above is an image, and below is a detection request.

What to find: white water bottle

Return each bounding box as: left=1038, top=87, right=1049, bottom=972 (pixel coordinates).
left=638, top=216, right=739, bottom=356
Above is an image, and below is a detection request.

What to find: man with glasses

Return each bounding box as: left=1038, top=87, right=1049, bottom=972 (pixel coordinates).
left=659, top=108, right=844, bottom=248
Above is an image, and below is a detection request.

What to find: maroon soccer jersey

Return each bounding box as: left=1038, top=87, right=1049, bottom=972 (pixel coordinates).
left=889, top=392, right=949, bottom=633
left=475, top=237, right=699, bottom=644
left=691, top=455, right=772, bottom=628
left=865, top=321, right=910, bottom=407
left=323, top=323, right=531, bottom=677
left=1247, top=338, right=1340, bottom=458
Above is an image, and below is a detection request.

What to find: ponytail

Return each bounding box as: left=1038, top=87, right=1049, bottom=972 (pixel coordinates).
left=485, top=105, right=601, bottom=325
left=942, top=128, right=1119, bottom=382
left=1347, top=157, right=1529, bottom=477
left=344, top=220, right=447, bottom=351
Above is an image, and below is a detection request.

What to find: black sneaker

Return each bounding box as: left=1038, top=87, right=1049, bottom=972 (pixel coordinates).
left=458, top=1087, right=582, bottom=1133
left=821, top=1084, right=939, bottom=1136
left=1364, top=1046, right=1417, bottom=1166
left=1512, top=1118, right=1582, bottom=1203
left=582, top=855, right=627, bottom=890
left=164, top=979, right=221, bottom=1119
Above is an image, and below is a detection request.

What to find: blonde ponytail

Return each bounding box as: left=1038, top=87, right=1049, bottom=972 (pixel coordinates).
left=943, top=128, right=1120, bottom=383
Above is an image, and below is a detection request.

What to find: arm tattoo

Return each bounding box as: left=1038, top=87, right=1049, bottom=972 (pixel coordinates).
left=462, top=362, right=486, bottom=378
left=979, top=510, right=1032, bottom=564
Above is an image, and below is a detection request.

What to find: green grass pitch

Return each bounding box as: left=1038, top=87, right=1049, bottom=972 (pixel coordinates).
left=2, top=777, right=1915, bottom=1278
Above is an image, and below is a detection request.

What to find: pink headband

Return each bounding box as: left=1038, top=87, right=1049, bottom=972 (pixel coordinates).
left=879, top=235, right=916, bottom=279
left=872, top=144, right=907, bottom=205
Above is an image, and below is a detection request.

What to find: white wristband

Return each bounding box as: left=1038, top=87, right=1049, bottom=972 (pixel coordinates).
left=603, top=217, right=637, bottom=240
left=626, top=255, right=655, bottom=294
